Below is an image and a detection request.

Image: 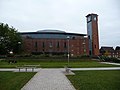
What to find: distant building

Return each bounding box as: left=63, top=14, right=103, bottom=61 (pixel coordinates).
left=20, top=14, right=99, bottom=56
left=100, top=47, right=114, bottom=57
left=100, top=46, right=120, bottom=58
left=114, top=46, right=120, bottom=58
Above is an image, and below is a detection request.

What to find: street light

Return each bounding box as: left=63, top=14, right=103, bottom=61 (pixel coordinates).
left=18, top=41, right=21, bottom=44
left=9, top=51, right=13, bottom=55
left=67, top=36, right=70, bottom=66
left=18, top=41, right=21, bottom=53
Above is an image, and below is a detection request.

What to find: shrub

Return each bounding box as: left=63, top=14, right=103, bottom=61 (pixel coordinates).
left=111, top=57, right=120, bottom=63
left=100, top=56, right=120, bottom=63
left=99, top=56, right=110, bottom=62
left=79, top=55, right=91, bottom=59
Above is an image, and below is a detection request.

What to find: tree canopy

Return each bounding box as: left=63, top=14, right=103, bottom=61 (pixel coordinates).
left=0, top=23, right=22, bottom=55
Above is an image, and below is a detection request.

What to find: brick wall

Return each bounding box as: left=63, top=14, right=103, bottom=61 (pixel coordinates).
left=22, top=36, right=89, bottom=56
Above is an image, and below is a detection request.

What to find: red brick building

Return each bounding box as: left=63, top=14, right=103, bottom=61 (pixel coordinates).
left=100, top=47, right=114, bottom=57
left=21, top=31, right=89, bottom=56
left=100, top=46, right=120, bottom=58
left=21, top=14, right=99, bottom=56
left=115, top=46, right=120, bottom=58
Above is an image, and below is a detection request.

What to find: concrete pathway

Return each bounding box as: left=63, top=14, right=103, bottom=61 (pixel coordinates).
left=100, top=62, right=120, bottom=65
left=0, top=68, right=41, bottom=72
left=21, top=69, right=76, bottom=90
left=0, top=67, right=120, bottom=72
left=70, top=67, right=120, bottom=71
left=0, top=68, right=16, bottom=71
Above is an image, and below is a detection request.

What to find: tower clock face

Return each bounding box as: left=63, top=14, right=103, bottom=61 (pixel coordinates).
left=94, top=17, right=96, bottom=21
left=87, top=16, right=91, bottom=22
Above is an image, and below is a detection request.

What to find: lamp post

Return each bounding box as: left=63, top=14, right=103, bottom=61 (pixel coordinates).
left=18, top=41, right=21, bottom=44
left=67, top=36, right=70, bottom=66
left=18, top=41, right=21, bottom=53
left=9, top=51, right=13, bottom=55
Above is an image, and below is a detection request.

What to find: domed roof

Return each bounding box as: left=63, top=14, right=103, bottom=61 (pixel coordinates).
left=37, top=29, right=66, bottom=33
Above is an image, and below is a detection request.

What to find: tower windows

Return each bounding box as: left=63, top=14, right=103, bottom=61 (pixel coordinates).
left=88, top=35, right=90, bottom=39
left=94, top=17, right=96, bottom=21
left=87, top=16, right=91, bottom=22
left=95, top=45, right=96, bottom=48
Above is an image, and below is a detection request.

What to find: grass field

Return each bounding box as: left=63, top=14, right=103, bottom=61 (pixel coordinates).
left=67, top=70, right=120, bottom=90
left=0, top=59, right=120, bottom=68
left=0, top=72, right=36, bottom=90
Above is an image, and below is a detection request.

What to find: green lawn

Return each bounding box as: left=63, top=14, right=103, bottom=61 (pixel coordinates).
left=0, top=72, right=36, bottom=90
left=0, top=59, right=120, bottom=68
left=67, top=70, right=120, bottom=90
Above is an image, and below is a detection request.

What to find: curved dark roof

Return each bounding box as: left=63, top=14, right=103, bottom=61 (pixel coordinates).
left=20, top=29, right=87, bottom=39
left=21, top=30, right=86, bottom=36
left=37, top=30, right=66, bottom=33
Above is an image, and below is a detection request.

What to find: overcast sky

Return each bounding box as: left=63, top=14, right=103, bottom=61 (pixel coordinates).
left=0, top=0, right=120, bottom=48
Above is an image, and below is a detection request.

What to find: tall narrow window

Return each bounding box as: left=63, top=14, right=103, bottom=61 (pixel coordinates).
left=57, top=42, right=59, bottom=48
left=95, top=45, right=96, bottom=48
left=35, top=42, right=37, bottom=48
left=84, top=49, right=86, bottom=53
left=35, top=42, right=37, bottom=52
left=42, top=42, right=45, bottom=48
left=64, top=42, right=67, bottom=48
left=88, top=35, right=90, bottom=39
left=49, top=42, right=52, bottom=48
left=89, top=50, right=92, bottom=55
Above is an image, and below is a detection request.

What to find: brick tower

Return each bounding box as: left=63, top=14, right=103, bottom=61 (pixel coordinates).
left=86, top=13, right=99, bottom=56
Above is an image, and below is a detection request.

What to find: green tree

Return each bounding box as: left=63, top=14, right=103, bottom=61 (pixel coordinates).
left=0, top=23, right=22, bottom=55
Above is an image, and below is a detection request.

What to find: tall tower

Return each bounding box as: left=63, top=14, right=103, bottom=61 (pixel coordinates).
left=86, top=13, right=99, bottom=56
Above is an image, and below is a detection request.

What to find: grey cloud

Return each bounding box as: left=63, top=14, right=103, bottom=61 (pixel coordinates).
left=0, top=0, right=120, bottom=47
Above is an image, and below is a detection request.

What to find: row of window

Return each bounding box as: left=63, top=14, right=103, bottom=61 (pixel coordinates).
left=34, top=42, right=67, bottom=48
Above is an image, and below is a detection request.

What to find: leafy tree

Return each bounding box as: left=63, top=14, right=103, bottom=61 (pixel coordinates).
left=0, top=23, right=22, bottom=55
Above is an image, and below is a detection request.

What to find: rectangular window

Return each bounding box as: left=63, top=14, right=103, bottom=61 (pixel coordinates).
left=64, top=42, right=67, bottom=48
left=49, top=42, right=52, bottom=48
left=95, top=45, right=96, bottom=48
left=57, top=42, right=59, bottom=48
left=42, top=42, right=45, bottom=48
left=84, top=49, right=86, bottom=53
left=35, top=42, right=37, bottom=48
left=83, top=45, right=86, bottom=49
left=89, top=50, right=92, bottom=55
left=88, top=35, right=90, bottom=39
left=34, top=42, right=38, bottom=52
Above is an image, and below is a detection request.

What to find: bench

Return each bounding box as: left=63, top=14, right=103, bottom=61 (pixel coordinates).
left=16, top=64, right=40, bottom=72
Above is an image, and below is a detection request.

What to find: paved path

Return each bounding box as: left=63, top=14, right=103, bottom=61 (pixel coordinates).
left=0, top=68, right=16, bottom=71
left=70, top=67, right=120, bottom=71
left=0, top=67, right=120, bottom=72
left=21, top=69, right=76, bottom=90
left=0, top=68, right=41, bottom=72
left=100, top=62, right=120, bottom=65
